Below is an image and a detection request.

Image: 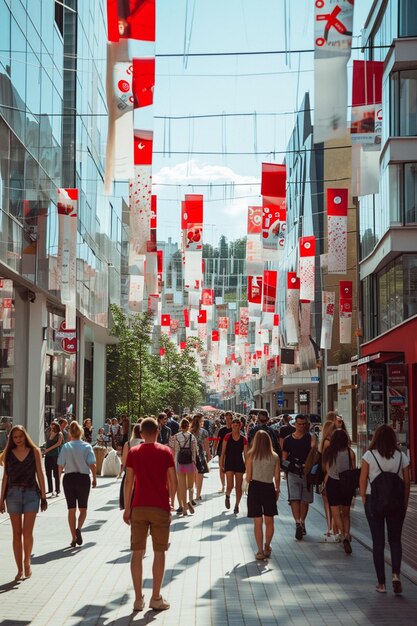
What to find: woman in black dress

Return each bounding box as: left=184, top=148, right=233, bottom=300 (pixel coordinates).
left=219, top=418, right=248, bottom=514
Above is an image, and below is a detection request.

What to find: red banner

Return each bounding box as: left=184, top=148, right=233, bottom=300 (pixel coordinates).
left=261, top=163, right=286, bottom=198
left=107, top=0, right=156, bottom=43
left=262, top=270, right=277, bottom=313
left=247, top=206, right=263, bottom=234
left=134, top=130, right=153, bottom=166
left=133, top=58, right=155, bottom=108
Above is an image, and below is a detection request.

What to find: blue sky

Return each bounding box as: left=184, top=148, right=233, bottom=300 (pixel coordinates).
left=151, top=0, right=374, bottom=245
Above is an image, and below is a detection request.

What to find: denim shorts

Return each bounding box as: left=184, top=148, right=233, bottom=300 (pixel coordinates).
left=6, top=486, right=40, bottom=515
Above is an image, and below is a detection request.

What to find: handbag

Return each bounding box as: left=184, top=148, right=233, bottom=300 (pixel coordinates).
left=339, top=449, right=360, bottom=493
left=304, top=448, right=323, bottom=486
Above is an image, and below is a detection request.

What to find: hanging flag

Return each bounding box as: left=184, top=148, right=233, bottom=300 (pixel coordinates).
left=248, top=275, right=263, bottom=321
left=286, top=272, right=300, bottom=345
left=247, top=206, right=263, bottom=234
left=107, top=0, right=156, bottom=42
left=320, top=291, right=336, bottom=349
left=57, top=188, right=78, bottom=329
left=327, top=188, right=348, bottom=274
left=299, top=236, right=316, bottom=302
left=133, top=57, right=155, bottom=108
left=261, top=164, right=286, bottom=260
left=314, top=0, right=354, bottom=143
left=351, top=60, right=383, bottom=147
left=239, top=307, right=249, bottom=337
left=339, top=280, right=353, bottom=344
left=161, top=313, right=171, bottom=336
left=271, top=314, right=280, bottom=357
left=262, top=270, right=278, bottom=313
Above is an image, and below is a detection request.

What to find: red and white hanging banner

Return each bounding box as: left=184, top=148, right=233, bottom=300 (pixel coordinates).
left=128, top=130, right=153, bottom=311
left=314, top=0, right=354, bottom=143
left=107, top=0, right=156, bottom=43
left=218, top=316, right=229, bottom=364
left=261, top=163, right=286, bottom=260
left=339, top=280, right=353, bottom=344
left=246, top=206, right=263, bottom=275
left=286, top=273, right=300, bottom=345
left=104, top=43, right=134, bottom=191
left=161, top=313, right=171, bottom=337
left=262, top=270, right=278, bottom=313
left=239, top=307, right=249, bottom=338
left=247, top=205, right=263, bottom=234
left=57, top=188, right=78, bottom=329
left=327, top=188, right=348, bottom=274
left=211, top=329, right=220, bottom=364
left=183, top=194, right=203, bottom=251
left=271, top=314, right=280, bottom=357
left=320, top=291, right=335, bottom=349
left=198, top=309, right=208, bottom=348
left=184, top=251, right=203, bottom=293
left=132, top=57, right=155, bottom=108
left=248, top=275, right=263, bottom=322
left=299, top=236, right=316, bottom=302
left=351, top=60, right=383, bottom=147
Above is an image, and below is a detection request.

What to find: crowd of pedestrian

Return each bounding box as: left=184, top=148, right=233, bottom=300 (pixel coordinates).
left=0, top=407, right=411, bottom=611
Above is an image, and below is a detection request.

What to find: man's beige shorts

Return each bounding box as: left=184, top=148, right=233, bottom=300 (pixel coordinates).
left=131, top=507, right=171, bottom=552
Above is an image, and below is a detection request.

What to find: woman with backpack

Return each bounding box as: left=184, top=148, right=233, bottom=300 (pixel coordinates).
left=246, top=430, right=280, bottom=560
left=323, top=429, right=356, bottom=554
left=173, top=418, right=197, bottom=516
left=190, top=414, right=211, bottom=503
left=359, top=424, right=410, bottom=594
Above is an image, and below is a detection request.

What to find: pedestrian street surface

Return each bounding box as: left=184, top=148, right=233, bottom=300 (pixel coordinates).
left=1, top=460, right=417, bottom=626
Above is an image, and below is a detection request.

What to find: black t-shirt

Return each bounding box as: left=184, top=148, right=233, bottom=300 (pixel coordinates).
left=283, top=433, right=311, bottom=464
left=248, top=423, right=282, bottom=459
left=279, top=424, right=296, bottom=440
left=217, top=426, right=232, bottom=455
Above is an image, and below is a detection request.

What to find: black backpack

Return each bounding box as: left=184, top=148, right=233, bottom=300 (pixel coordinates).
left=177, top=434, right=193, bottom=465
left=370, top=451, right=404, bottom=517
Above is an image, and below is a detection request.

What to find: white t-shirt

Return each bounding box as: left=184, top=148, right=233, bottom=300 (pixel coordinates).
left=363, top=449, right=409, bottom=495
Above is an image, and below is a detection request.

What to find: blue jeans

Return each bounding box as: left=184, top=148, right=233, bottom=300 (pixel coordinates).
left=364, top=495, right=404, bottom=584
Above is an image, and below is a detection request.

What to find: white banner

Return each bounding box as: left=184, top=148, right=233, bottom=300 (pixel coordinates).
left=320, top=291, right=335, bottom=350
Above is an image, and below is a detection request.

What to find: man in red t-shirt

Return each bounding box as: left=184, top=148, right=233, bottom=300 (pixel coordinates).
left=123, top=418, right=177, bottom=612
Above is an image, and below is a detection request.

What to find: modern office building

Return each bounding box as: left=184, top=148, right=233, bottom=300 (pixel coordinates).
left=0, top=1, right=125, bottom=442
left=357, top=0, right=417, bottom=475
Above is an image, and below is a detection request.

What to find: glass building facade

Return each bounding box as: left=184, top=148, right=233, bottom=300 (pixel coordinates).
left=0, top=1, right=126, bottom=437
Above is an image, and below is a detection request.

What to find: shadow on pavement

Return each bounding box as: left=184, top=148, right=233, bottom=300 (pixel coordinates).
left=31, top=542, right=97, bottom=564
left=81, top=520, right=108, bottom=532
left=0, top=621, right=31, bottom=625
left=70, top=595, right=159, bottom=625
left=0, top=579, right=23, bottom=594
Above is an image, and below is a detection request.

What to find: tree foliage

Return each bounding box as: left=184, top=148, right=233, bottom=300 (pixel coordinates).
left=106, top=305, right=204, bottom=418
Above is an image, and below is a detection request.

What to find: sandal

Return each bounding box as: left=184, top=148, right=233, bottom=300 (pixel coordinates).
left=255, top=551, right=265, bottom=560
left=392, top=576, right=402, bottom=594
left=375, top=584, right=386, bottom=593
left=263, top=545, right=272, bottom=558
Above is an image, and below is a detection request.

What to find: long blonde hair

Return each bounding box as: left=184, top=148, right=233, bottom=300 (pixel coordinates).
left=1, top=425, right=39, bottom=467
left=248, top=430, right=275, bottom=461
left=319, top=420, right=336, bottom=453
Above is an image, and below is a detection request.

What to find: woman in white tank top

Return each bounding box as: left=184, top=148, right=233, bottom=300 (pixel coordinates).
left=246, top=430, right=280, bottom=560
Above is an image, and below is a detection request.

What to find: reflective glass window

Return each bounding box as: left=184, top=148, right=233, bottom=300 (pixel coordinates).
left=10, top=19, right=26, bottom=112
left=399, top=0, right=417, bottom=37
left=404, top=255, right=417, bottom=319
left=404, top=163, right=417, bottom=223
left=0, top=2, right=11, bottom=73
left=399, top=70, right=417, bottom=136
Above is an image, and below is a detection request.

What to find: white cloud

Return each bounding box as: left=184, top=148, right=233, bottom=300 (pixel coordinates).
left=153, top=159, right=260, bottom=186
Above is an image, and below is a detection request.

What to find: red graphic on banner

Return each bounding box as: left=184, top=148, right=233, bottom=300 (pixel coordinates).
left=57, top=188, right=78, bottom=216
left=134, top=130, right=153, bottom=165
left=287, top=273, right=300, bottom=290
left=201, top=289, right=214, bottom=306
left=248, top=276, right=263, bottom=304
left=247, top=206, right=263, bottom=234
left=133, top=58, right=155, bottom=108
left=107, top=0, right=156, bottom=43
left=161, top=314, right=170, bottom=326
left=56, top=321, right=77, bottom=355
left=327, top=188, right=348, bottom=216
left=212, top=330, right=219, bottom=342
left=300, top=236, right=316, bottom=257
left=197, top=310, right=207, bottom=324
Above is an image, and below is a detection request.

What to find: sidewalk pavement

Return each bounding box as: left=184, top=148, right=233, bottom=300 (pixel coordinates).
left=1, top=461, right=417, bottom=626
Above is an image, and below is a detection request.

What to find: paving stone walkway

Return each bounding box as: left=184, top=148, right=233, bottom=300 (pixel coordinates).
left=1, top=460, right=417, bottom=625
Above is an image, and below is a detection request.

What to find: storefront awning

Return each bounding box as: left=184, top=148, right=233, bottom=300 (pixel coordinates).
left=357, top=351, right=403, bottom=366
